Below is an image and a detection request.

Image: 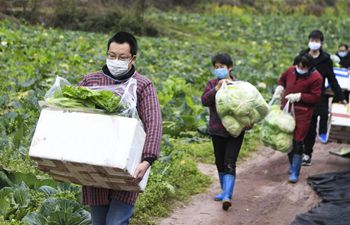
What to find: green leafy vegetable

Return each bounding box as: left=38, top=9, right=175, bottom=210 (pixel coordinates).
left=221, top=116, right=244, bottom=137
left=0, top=183, right=32, bottom=220
left=46, top=97, right=93, bottom=109
left=90, top=90, right=122, bottom=113
left=260, top=121, right=293, bottom=152
left=22, top=198, right=91, bottom=225
left=46, top=86, right=124, bottom=113
left=260, top=106, right=295, bottom=152
left=216, top=81, right=268, bottom=137
left=264, top=106, right=295, bottom=133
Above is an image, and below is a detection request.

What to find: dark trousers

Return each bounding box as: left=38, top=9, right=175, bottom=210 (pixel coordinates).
left=288, top=140, right=304, bottom=164
left=211, top=132, right=245, bottom=176
left=304, top=96, right=329, bottom=156
left=318, top=113, right=329, bottom=134
left=318, top=96, right=329, bottom=134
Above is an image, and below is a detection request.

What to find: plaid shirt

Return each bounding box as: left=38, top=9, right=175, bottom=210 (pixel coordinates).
left=79, top=71, right=162, bottom=206
left=201, top=77, right=236, bottom=137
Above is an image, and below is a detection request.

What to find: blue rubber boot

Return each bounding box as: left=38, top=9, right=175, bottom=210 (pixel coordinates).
left=289, top=154, right=302, bottom=183
left=319, top=133, right=328, bottom=144
left=222, top=174, right=235, bottom=211
left=214, top=172, right=225, bottom=201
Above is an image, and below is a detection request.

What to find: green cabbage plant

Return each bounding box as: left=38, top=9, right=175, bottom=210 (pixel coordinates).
left=22, top=198, right=91, bottom=225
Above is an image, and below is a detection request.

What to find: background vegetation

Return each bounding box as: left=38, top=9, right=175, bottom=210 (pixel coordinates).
left=1, top=0, right=350, bottom=35
left=1, top=0, right=350, bottom=224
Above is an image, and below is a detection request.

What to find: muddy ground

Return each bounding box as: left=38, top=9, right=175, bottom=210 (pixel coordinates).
left=157, top=142, right=350, bottom=225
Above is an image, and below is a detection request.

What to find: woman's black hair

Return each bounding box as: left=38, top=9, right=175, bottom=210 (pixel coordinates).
left=294, top=53, right=314, bottom=68
left=339, top=43, right=349, bottom=50
left=211, top=53, right=233, bottom=67
left=107, top=31, right=138, bottom=56
left=308, top=30, right=324, bottom=42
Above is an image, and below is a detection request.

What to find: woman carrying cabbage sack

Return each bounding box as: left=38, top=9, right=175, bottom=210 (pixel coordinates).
left=273, top=53, right=322, bottom=183
left=201, top=53, right=252, bottom=211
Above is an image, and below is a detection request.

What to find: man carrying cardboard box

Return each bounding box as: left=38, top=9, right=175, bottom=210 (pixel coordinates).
left=79, top=32, right=162, bottom=225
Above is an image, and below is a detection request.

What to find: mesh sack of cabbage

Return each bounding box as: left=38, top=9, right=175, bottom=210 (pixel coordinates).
left=260, top=103, right=296, bottom=152
left=216, top=81, right=269, bottom=137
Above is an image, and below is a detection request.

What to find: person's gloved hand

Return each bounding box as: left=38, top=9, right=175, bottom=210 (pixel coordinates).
left=285, top=93, right=301, bottom=103
left=330, top=54, right=340, bottom=64
left=273, top=85, right=284, bottom=99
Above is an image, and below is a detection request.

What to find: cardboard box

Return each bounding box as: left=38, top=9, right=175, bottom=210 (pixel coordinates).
left=328, top=103, right=350, bottom=144
left=330, top=103, right=350, bottom=127
left=325, top=68, right=350, bottom=91
left=29, top=108, right=149, bottom=192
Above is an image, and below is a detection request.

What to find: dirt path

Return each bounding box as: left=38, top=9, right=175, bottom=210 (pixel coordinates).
left=157, top=142, right=350, bottom=225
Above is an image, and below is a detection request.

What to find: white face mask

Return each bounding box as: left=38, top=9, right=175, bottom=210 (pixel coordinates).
left=106, top=58, right=130, bottom=77
left=338, top=51, right=348, bottom=58
left=296, top=66, right=308, bottom=75
left=308, top=42, right=321, bottom=51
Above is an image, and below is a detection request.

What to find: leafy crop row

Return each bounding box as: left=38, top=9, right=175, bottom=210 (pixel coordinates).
left=1, top=7, right=350, bottom=224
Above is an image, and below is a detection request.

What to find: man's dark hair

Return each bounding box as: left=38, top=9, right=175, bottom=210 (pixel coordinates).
left=294, top=53, right=314, bottom=68
left=107, top=31, right=138, bottom=56
left=211, top=53, right=233, bottom=67
left=308, top=30, right=324, bottom=42
left=339, top=43, right=349, bottom=50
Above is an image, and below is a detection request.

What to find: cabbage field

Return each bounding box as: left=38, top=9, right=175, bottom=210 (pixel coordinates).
left=1, top=5, right=350, bottom=224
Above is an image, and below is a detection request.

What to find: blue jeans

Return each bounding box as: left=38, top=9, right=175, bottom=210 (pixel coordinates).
left=91, top=200, right=134, bottom=225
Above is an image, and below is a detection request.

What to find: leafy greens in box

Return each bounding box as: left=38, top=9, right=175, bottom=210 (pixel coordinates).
left=46, top=85, right=124, bottom=113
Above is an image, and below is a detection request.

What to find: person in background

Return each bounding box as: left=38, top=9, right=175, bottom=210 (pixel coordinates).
left=79, top=31, right=162, bottom=225
left=334, top=43, right=350, bottom=103
left=325, top=43, right=350, bottom=137
left=201, top=53, right=252, bottom=211
left=295, top=30, right=346, bottom=166
left=273, top=53, right=322, bottom=183
left=336, top=43, right=350, bottom=69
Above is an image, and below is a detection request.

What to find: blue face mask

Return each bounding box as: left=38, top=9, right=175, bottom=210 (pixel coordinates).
left=214, top=68, right=229, bottom=79
left=338, top=51, right=347, bottom=58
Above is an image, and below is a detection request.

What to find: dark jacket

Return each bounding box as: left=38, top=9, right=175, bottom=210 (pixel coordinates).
left=336, top=52, right=350, bottom=69
left=278, top=66, right=323, bottom=141
left=201, top=77, right=236, bottom=137
left=295, top=49, right=345, bottom=101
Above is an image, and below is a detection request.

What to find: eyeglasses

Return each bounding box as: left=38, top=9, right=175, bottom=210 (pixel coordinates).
left=107, top=51, right=132, bottom=61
